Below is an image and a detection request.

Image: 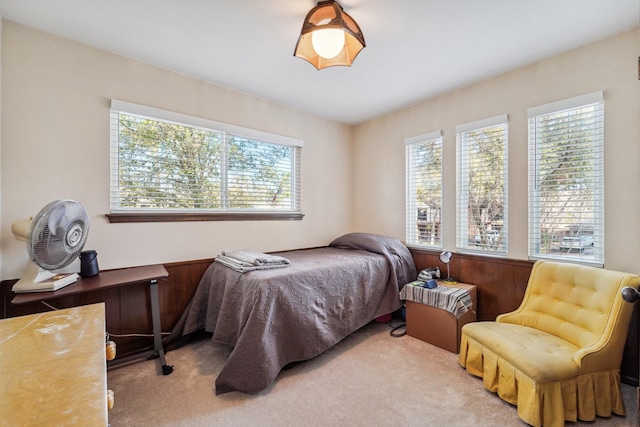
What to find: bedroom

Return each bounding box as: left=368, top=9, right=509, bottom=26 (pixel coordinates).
left=1, top=1, right=640, bottom=425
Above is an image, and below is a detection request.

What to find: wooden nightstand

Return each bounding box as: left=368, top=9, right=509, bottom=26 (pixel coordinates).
left=403, top=281, right=477, bottom=353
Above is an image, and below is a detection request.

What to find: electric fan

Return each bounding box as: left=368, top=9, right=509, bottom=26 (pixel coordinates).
left=11, top=200, right=90, bottom=293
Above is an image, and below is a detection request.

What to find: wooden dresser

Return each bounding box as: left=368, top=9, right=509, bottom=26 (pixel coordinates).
left=0, top=303, right=108, bottom=426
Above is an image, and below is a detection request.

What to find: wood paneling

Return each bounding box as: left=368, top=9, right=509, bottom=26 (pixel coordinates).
left=411, top=248, right=638, bottom=386
left=0, top=258, right=214, bottom=358
left=411, top=249, right=533, bottom=321
left=622, top=304, right=639, bottom=385
left=1, top=252, right=637, bottom=386
left=161, top=258, right=213, bottom=327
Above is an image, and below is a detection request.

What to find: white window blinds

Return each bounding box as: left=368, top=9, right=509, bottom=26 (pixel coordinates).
left=456, top=115, right=508, bottom=253
left=110, top=100, right=302, bottom=215
left=528, top=91, right=604, bottom=265
left=406, top=131, right=443, bottom=247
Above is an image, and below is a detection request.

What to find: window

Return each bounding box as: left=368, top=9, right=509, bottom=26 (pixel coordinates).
left=456, top=115, right=508, bottom=253
left=528, top=91, right=604, bottom=265
left=108, top=100, right=303, bottom=222
left=405, top=131, right=442, bottom=247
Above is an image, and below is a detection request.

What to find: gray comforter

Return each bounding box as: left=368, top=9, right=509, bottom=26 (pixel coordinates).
left=181, top=233, right=417, bottom=394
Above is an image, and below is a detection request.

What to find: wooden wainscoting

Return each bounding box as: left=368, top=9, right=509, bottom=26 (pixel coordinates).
left=410, top=248, right=638, bottom=386
left=0, top=258, right=214, bottom=358
left=410, top=248, right=534, bottom=321
left=1, top=252, right=637, bottom=385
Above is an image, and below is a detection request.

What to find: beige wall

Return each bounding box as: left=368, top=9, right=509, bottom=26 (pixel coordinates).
left=353, top=28, right=640, bottom=274
left=0, top=21, right=354, bottom=280
left=3, top=20, right=639, bottom=281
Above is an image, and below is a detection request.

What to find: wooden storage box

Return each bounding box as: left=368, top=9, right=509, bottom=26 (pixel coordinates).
left=405, top=282, right=477, bottom=353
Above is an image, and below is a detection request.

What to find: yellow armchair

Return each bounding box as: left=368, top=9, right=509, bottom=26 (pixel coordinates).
left=458, top=260, right=640, bottom=427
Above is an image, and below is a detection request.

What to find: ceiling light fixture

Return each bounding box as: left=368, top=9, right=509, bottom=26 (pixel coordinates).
left=294, top=0, right=366, bottom=70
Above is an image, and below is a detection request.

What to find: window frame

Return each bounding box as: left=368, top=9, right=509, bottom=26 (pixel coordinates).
left=107, top=100, right=304, bottom=223
left=456, top=114, right=509, bottom=255
left=405, top=131, right=443, bottom=248
left=527, top=91, right=604, bottom=266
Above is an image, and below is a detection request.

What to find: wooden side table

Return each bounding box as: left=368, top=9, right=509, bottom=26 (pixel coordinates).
left=0, top=303, right=108, bottom=426
left=12, top=264, right=173, bottom=375
left=404, top=281, right=477, bottom=353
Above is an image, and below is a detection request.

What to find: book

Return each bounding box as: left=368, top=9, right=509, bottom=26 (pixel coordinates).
left=12, top=272, right=79, bottom=293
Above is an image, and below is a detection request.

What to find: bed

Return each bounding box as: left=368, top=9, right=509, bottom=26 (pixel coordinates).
left=179, top=233, right=417, bottom=394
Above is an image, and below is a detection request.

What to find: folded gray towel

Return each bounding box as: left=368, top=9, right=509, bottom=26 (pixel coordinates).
left=221, top=250, right=290, bottom=266
left=216, top=250, right=291, bottom=273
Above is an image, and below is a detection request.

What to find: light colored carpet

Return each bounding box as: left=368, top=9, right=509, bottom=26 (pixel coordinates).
left=107, top=322, right=638, bottom=426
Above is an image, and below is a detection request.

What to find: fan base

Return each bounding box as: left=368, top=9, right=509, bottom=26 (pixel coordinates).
left=12, top=263, right=78, bottom=293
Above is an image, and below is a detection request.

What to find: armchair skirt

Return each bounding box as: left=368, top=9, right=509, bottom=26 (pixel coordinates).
left=458, top=260, right=639, bottom=427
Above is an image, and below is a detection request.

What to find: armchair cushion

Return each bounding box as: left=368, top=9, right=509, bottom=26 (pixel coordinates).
left=458, top=260, right=639, bottom=427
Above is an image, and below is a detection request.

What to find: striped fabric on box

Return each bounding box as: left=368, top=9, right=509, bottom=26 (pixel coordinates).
left=400, top=281, right=473, bottom=318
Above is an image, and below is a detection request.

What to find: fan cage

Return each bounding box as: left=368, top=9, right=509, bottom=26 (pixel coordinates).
left=27, top=200, right=90, bottom=270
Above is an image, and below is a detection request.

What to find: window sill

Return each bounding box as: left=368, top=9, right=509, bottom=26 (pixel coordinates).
left=106, top=212, right=305, bottom=223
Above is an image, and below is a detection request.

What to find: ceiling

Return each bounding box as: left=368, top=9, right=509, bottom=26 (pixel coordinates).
left=0, top=0, right=638, bottom=125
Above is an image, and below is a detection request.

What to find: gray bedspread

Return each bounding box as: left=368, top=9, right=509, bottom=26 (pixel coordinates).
left=181, top=233, right=417, bottom=394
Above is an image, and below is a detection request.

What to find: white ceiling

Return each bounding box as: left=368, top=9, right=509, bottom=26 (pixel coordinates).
left=0, top=0, right=638, bottom=125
